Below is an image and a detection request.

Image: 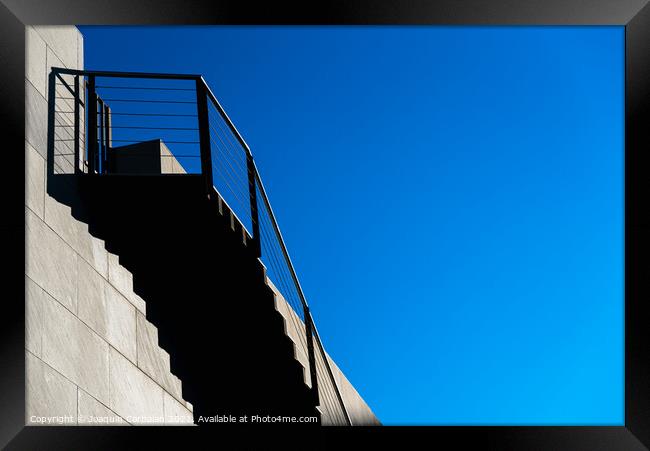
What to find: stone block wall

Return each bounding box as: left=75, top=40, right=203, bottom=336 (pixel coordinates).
left=25, top=25, right=193, bottom=426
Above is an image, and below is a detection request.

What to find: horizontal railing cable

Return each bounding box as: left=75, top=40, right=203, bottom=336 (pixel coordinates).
left=106, top=112, right=198, bottom=117
left=53, top=117, right=74, bottom=136
left=109, top=125, right=199, bottom=130
left=54, top=76, right=77, bottom=99
left=208, top=134, right=249, bottom=187
left=99, top=98, right=196, bottom=104
left=105, top=153, right=200, bottom=158
left=54, top=95, right=75, bottom=111
left=212, top=166, right=251, bottom=216
left=52, top=159, right=68, bottom=174
left=213, top=172, right=250, bottom=214
left=207, top=118, right=248, bottom=173
left=96, top=85, right=195, bottom=91
left=107, top=139, right=200, bottom=144
left=53, top=137, right=74, bottom=151
left=258, top=214, right=307, bottom=325
left=207, top=124, right=248, bottom=177
left=207, top=105, right=248, bottom=170
left=207, top=133, right=250, bottom=197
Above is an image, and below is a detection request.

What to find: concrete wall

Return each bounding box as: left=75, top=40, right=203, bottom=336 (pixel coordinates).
left=25, top=26, right=193, bottom=426
left=161, top=141, right=187, bottom=174
left=267, top=278, right=380, bottom=426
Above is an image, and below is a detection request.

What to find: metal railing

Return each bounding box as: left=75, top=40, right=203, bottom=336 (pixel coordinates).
left=48, top=67, right=351, bottom=425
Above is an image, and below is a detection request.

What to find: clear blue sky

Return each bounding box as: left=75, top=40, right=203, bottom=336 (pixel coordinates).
left=79, top=26, right=624, bottom=425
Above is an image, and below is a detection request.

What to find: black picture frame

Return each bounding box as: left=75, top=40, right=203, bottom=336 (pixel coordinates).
left=1, top=1, right=648, bottom=449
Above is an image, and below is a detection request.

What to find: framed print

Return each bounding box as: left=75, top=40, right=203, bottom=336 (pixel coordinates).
left=1, top=1, right=649, bottom=449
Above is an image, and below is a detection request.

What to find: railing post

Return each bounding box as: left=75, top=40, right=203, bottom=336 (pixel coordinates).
left=46, top=70, right=56, bottom=176
left=103, top=102, right=111, bottom=173
left=195, top=78, right=213, bottom=196
left=247, top=156, right=262, bottom=258
left=98, top=98, right=104, bottom=174
left=86, top=75, right=98, bottom=174
left=73, top=75, right=80, bottom=174
left=304, top=307, right=320, bottom=408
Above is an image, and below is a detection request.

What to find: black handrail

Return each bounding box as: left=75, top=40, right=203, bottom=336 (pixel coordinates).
left=50, top=67, right=201, bottom=80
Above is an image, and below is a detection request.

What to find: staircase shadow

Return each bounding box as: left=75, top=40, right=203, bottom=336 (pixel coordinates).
left=47, top=173, right=318, bottom=423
